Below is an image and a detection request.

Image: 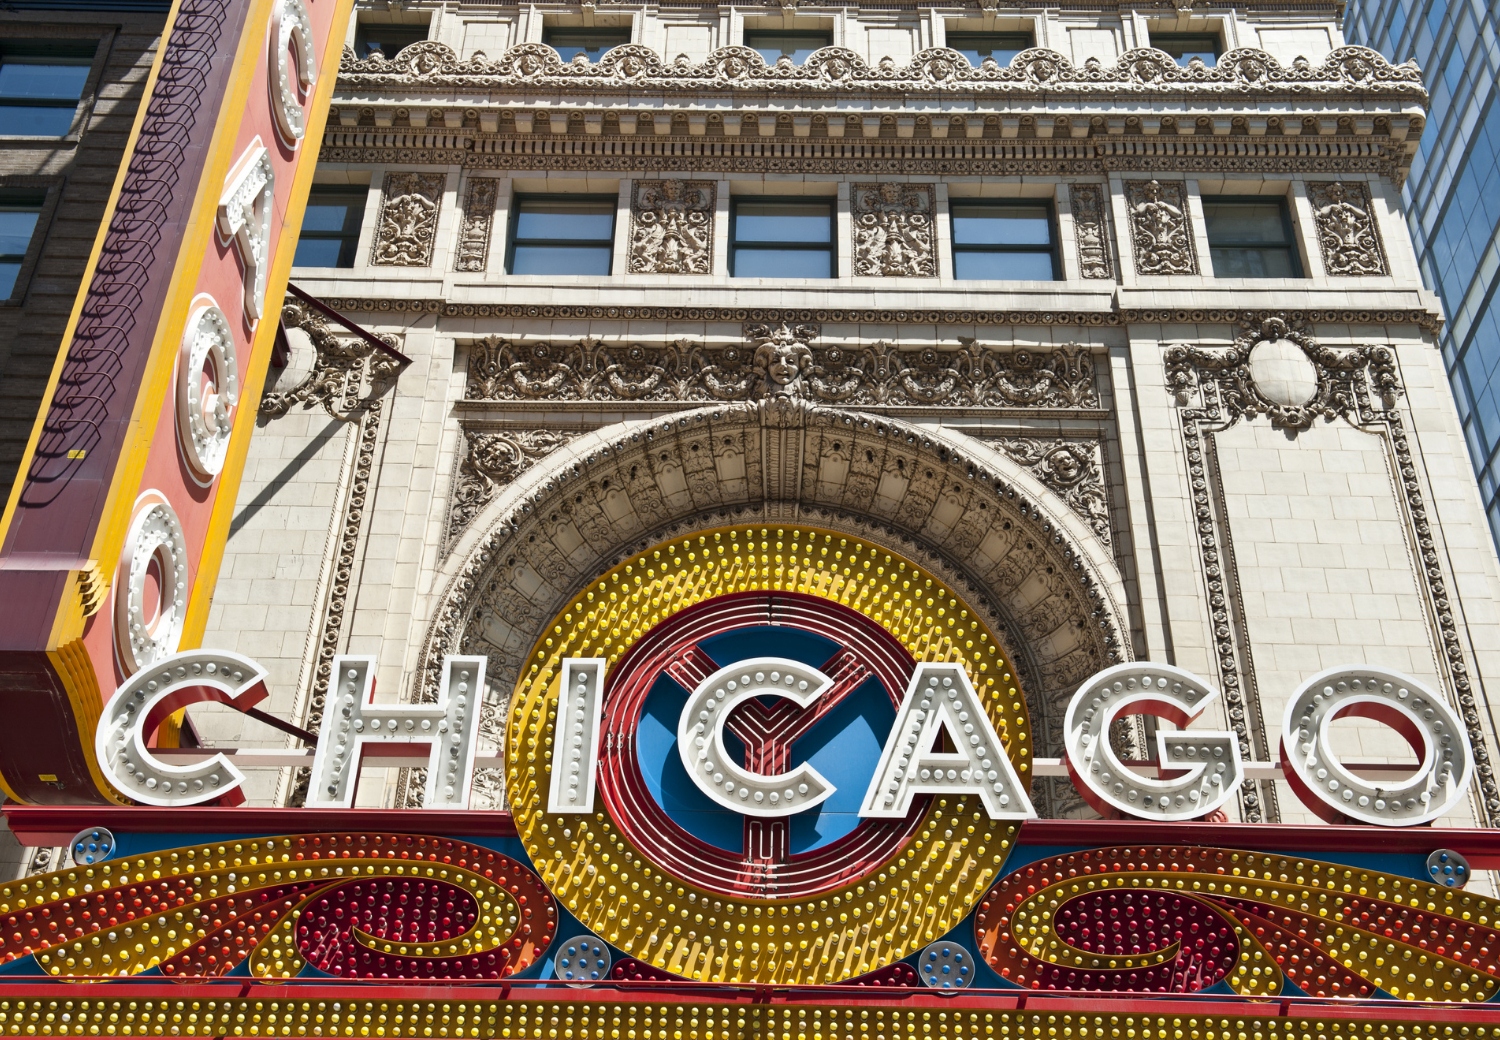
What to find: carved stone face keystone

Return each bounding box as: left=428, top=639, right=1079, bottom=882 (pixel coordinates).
left=1248, top=337, right=1319, bottom=407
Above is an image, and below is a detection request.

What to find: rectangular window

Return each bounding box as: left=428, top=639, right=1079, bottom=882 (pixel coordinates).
left=743, top=31, right=831, bottom=65
left=507, top=195, right=616, bottom=275
left=944, top=31, right=1034, bottom=68
left=293, top=185, right=367, bottom=268
left=0, top=41, right=94, bottom=137
left=950, top=201, right=1059, bottom=280
left=542, top=27, right=632, bottom=62
left=0, top=192, right=43, bottom=299
left=730, top=198, right=834, bottom=278
left=352, top=21, right=429, bottom=60
left=1203, top=196, right=1303, bottom=278
left=1148, top=31, right=1222, bottom=64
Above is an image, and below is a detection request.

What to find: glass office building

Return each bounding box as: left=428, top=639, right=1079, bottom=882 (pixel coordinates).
left=1344, top=0, right=1500, bottom=541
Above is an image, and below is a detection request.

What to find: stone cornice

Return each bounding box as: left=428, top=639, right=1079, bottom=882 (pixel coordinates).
left=318, top=133, right=1414, bottom=182
left=337, top=43, right=1424, bottom=104
left=315, top=297, right=1443, bottom=332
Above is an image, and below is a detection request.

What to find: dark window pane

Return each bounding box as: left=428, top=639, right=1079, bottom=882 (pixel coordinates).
left=352, top=23, right=430, bottom=60
left=954, top=250, right=1056, bottom=281
left=1209, top=246, right=1298, bottom=278
left=1204, top=198, right=1300, bottom=278
left=511, top=245, right=613, bottom=275
left=733, top=201, right=832, bottom=243
left=1150, top=32, right=1222, bottom=64
left=945, top=31, right=1033, bottom=67
left=731, top=247, right=832, bottom=278
left=292, top=239, right=350, bottom=268
left=1203, top=201, right=1288, bottom=244
left=0, top=261, right=19, bottom=298
left=302, top=200, right=360, bottom=233
left=543, top=28, right=631, bottom=62
left=515, top=199, right=616, bottom=240
left=0, top=61, right=88, bottom=100
left=0, top=103, right=73, bottom=135
left=744, top=31, right=830, bottom=65
left=951, top=203, right=1052, bottom=246
left=0, top=209, right=40, bottom=256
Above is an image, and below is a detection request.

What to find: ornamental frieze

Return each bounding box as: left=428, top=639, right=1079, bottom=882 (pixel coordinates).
left=371, top=171, right=446, bottom=267
left=1068, top=183, right=1114, bottom=279
left=1125, top=179, right=1198, bottom=275
left=455, top=177, right=499, bottom=272
left=463, top=332, right=1099, bottom=409
left=338, top=42, right=1424, bottom=101
left=985, top=436, right=1112, bottom=547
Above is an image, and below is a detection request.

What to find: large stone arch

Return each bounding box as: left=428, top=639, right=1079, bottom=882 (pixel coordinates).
left=419, top=400, right=1131, bottom=810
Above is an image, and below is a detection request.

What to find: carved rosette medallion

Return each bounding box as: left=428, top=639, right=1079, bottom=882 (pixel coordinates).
left=455, top=178, right=499, bottom=272
left=371, top=172, right=446, bottom=267
left=1125, top=179, right=1197, bottom=275
left=852, top=183, right=936, bottom=277
left=629, top=180, right=715, bottom=274
left=1307, top=181, right=1388, bottom=276
left=1068, top=183, right=1114, bottom=279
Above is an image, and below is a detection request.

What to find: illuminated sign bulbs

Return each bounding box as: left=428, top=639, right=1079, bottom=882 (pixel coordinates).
left=95, top=648, right=1475, bottom=826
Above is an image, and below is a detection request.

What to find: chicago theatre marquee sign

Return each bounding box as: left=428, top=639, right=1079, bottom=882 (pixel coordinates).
left=1, top=523, right=1500, bottom=1037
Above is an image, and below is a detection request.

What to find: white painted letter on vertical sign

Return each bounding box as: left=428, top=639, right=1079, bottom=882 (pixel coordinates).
left=859, top=662, right=1035, bottom=821
left=96, top=648, right=269, bottom=806
left=549, top=657, right=606, bottom=813
left=678, top=657, right=836, bottom=817
left=307, top=655, right=486, bottom=809
left=1280, top=665, right=1474, bottom=826
left=217, top=140, right=274, bottom=322
left=269, top=0, right=316, bottom=145
left=1065, top=662, right=1243, bottom=821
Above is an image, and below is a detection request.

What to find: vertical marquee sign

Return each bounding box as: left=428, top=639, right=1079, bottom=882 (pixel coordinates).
left=0, top=0, right=353, bottom=803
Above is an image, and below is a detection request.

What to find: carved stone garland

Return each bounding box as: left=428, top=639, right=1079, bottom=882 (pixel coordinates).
left=370, top=172, right=446, bottom=267
left=455, top=177, right=499, bottom=272
left=1164, top=316, right=1499, bottom=825
left=1125, top=179, right=1197, bottom=276
left=464, top=327, right=1100, bottom=410
left=1068, top=183, right=1114, bottom=279
left=1307, top=181, right=1388, bottom=276
left=445, top=427, right=581, bottom=550
left=852, top=183, right=935, bottom=278
left=986, top=437, right=1112, bottom=548
left=629, top=180, right=715, bottom=274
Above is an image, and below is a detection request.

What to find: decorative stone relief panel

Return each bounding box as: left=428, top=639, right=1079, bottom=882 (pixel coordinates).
left=370, top=172, right=446, bottom=267
left=851, top=183, right=935, bottom=277
left=446, top=427, right=581, bottom=549
left=455, top=177, right=499, bottom=272
left=464, top=331, right=1099, bottom=409
left=1307, top=181, right=1388, bottom=276
left=419, top=402, right=1131, bottom=811
left=261, top=300, right=402, bottom=419
left=1124, top=179, right=1197, bottom=275
left=1068, top=183, right=1114, bottom=279
left=1164, top=315, right=1499, bottom=827
left=629, top=180, right=715, bottom=274
left=984, top=437, right=1111, bottom=548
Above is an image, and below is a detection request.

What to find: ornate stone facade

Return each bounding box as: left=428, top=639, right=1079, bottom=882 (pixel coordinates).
left=445, top=427, right=579, bottom=548
left=370, top=172, right=446, bottom=266
left=629, top=180, right=715, bottom=274
left=455, top=178, right=499, bottom=272
left=987, top=437, right=1112, bottom=547
left=1308, top=181, right=1389, bottom=276
left=851, top=183, right=935, bottom=277
left=1068, top=183, right=1114, bottom=279
left=1125, top=179, right=1198, bottom=275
